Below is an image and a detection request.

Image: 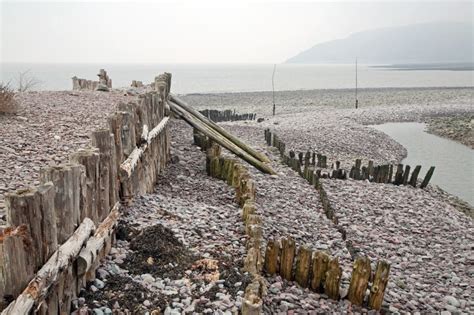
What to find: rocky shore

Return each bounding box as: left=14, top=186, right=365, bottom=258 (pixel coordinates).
left=426, top=115, right=474, bottom=149
left=2, top=86, right=473, bottom=314
left=0, top=90, right=134, bottom=223
left=79, top=121, right=249, bottom=314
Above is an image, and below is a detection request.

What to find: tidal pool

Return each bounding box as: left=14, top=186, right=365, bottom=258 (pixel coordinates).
left=372, top=122, right=474, bottom=206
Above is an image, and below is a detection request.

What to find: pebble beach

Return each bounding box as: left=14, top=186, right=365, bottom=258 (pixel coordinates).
left=1, top=86, right=473, bottom=314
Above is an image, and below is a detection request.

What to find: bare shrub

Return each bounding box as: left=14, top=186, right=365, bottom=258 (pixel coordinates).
left=17, top=70, right=41, bottom=92
left=0, top=82, right=18, bottom=114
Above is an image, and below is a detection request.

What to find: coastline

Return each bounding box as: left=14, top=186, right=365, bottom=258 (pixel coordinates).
left=0, top=86, right=472, bottom=313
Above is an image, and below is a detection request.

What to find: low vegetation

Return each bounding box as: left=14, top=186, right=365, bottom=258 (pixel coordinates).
left=0, top=82, right=18, bottom=114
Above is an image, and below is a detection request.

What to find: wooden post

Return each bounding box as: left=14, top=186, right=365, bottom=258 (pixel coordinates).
left=368, top=261, right=391, bottom=310
left=70, top=149, right=100, bottom=223
left=310, top=251, right=329, bottom=292
left=402, top=165, right=410, bottom=185
left=279, top=237, right=295, bottom=281
left=388, top=164, right=393, bottom=183
left=0, top=225, right=35, bottom=301
left=394, top=164, right=404, bottom=185
left=295, top=245, right=312, bottom=288
left=92, top=129, right=115, bottom=219
left=348, top=256, right=371, bottom=306
left=368, top=160, right=374, bottom=178
left=324, top=257, right=342, bottom=300
left=40, top=165, right=78, bottom=244
left=409, top=165, right=422, bottom=187
left=420, top=166, right=435, bottom=189
left=36, top=183, right=58, bottom=262
left=6, top=188, right=44, bottom=268
left=264, top=239, right=280, bottom=275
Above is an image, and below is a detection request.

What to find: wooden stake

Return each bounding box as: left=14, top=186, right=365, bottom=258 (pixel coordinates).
left=324, top=257, right=342, bottom=300
left=348, top=256, right=371, bottom=306
left=409, top=165, right=421, bottom=187
left=420, top=166, right=435, bottom=189
left=295, top=245, right=312, bottom=288
left=310, top=251, right=329, bottom=292
left=264, top=239, right=280, bottom=275
left=279, top=237, right=295, bottom=281
left=368, top=261, right=390, bottom=310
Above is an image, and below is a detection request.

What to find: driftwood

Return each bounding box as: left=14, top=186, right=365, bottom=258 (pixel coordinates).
left=120, top=116, right=170, bottom=179
left=169, top=101, right=276, bottom=175
left=170, top=95, right=270, bottom=163
left=2, top=218, right=95, bottom=315
left=77, top=203, right=120, bottom=276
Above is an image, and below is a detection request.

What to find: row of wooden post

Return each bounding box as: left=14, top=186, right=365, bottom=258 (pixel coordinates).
left=265, top=129, right=435, bottom=189
left=264, top=237, right=390, bottom=310
left=199, top=109, right=256, bottom=123
left=263, top=129, right=391, bottom=311
left=0, top=73, right=172, bottom=313
left=194, top=131, right=264, bottom=315
left=348, top=159, right=435, bottom=188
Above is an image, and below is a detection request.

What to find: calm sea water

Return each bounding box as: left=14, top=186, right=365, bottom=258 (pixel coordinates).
left=1, top=63, right=473, bottom=93
left=372, top=122, right=474, bottom=206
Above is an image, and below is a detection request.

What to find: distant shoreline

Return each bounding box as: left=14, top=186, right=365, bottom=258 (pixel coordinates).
left=371, top=62, right=474, bottom=71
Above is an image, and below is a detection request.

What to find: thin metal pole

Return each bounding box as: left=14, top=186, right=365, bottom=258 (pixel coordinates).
left=355, top=57, right=358, bottom=109
left=272, top=64, right=276, bottom=116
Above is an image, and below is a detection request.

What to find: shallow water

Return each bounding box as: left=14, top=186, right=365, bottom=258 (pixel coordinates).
left=372, top=122, right=474, bottom=206
left=1, top=63, right=473, bottom=93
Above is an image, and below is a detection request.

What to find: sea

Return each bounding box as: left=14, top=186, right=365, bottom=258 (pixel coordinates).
left=1, top=63, right=473, bottom=93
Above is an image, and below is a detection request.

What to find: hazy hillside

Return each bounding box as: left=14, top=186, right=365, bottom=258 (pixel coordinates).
left=286, top=22, right=473, bottom=64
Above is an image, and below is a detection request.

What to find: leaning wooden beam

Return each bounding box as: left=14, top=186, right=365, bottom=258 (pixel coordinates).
left=170, top=102, right=276, bottom=175
left=170, top=95, right=271, bottom=163
left=77, top=203, right=120, bottom=276
left=2, top=218, right=95, bottom=315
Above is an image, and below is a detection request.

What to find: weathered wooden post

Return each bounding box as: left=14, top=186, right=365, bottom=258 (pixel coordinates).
left=368, top=261, right=390, bottom=310
left=324, top=257, right=342, bottom=300
left=279, top=237, right=296, bottom=281
left=310, top=251, right=329, bottom=292
left=420, top=166, right=435, bottom=189
left=295, top=245, right=312, bottom=288
left=264, top=239, right=280, bottom=275
left=409, top=165, right=422, bottom=187
left=70, top=149, right=100, bottom=223
left=348, top=256, right=371, bottom=306
left=402, top=165, right=411, bottom=185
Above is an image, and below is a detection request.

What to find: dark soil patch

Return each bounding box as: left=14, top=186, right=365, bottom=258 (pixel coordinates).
left=122, top=224, right=197, bottom=279
left=115, top=220, right=139, bottom=241
left=81, top=274, right=167, bottom=313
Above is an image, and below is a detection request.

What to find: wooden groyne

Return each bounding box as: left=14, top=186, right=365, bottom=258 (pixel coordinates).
left=194, top=131, right=265, bottom=315
left=199, top=109, right=256, bottom=123
left=72, top=69, right=112, bottom=91
left=196, top=130, right=391, bottom=312
left=0, top=74, right=172, bottom=313
left=264, top=129, right=435, bottom=189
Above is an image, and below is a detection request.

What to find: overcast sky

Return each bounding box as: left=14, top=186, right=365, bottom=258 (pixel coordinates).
left=1, top=0, right=472, bottom=63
